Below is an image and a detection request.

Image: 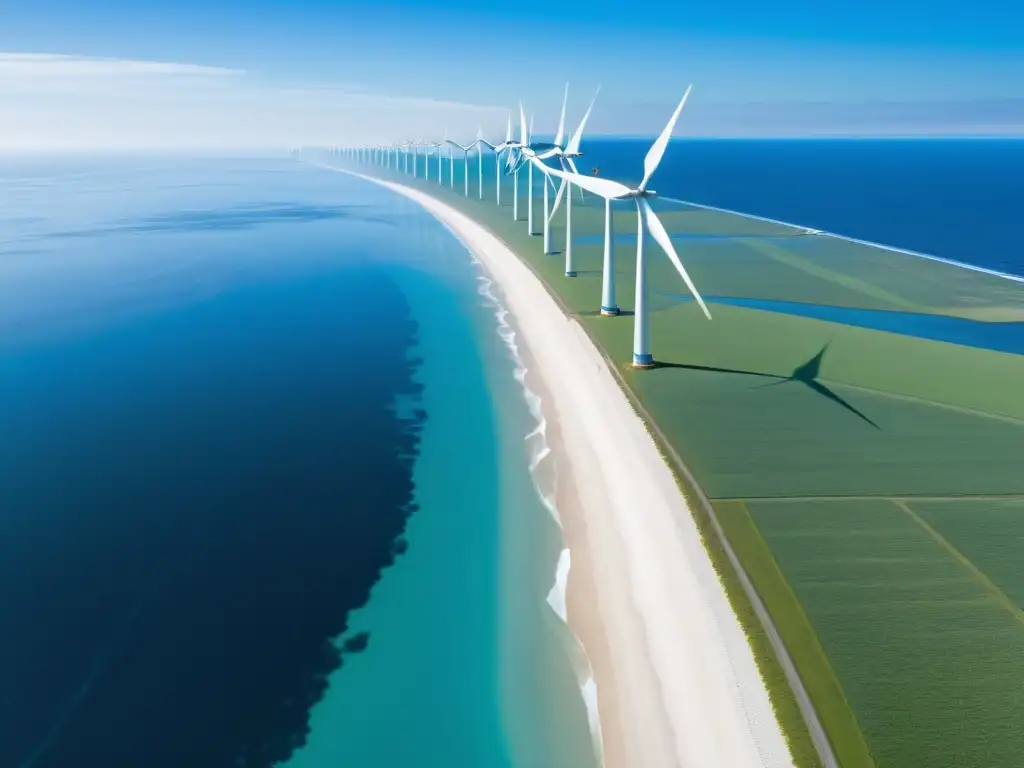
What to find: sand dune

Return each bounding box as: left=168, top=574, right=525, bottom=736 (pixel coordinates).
left=350, top=170, right=795, bottom=768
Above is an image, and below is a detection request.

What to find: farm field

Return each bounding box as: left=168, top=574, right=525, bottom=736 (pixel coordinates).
left=328, top=152, right=1024, bottom=768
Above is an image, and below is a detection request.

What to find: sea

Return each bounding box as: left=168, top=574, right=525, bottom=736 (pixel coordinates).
left=1, top=138, right=1022, bottom=767
left=0, top=157, right=595, bottom=768
left=584, top=137, right=1024, bottom=277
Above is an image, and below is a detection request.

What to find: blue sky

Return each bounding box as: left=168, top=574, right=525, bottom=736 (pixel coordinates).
left=2, top=0, right=1023, bottom=149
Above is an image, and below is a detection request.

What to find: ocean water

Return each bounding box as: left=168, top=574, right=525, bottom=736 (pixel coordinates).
left=581, top=137, right=1024, bottom=277
left=0, top=157, right=596, bottom=767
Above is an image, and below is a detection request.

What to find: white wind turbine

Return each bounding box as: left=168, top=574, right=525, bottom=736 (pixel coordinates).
left=426, top=129, right=447, bottom=184
left=514, top=102, right=560, bottom=253
left=490, top=114, right=515, bottom=206
left=438, top=129, right=449, bottom=184
left=543, top=87, right=711, bottom=368
left=505, top=107, right=529, bottom=221
left=539, top=87, right=600, bottom=276
left=401, top=140, right=411, bottom=174
left=412, top=137, right=426, bottom=178
left=475, top=126, right=494, bottom=200
left=446, top=135, right=475, bottom=196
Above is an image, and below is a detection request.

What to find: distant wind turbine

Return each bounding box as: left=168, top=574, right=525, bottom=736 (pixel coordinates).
left=491, top=114, right=515, bottom=206
left=543, top=86, right=710, bottom=368
left=446, top=136, right=475, bottom=196
left=475, top=126, right=493, bottom=200
left=542, top=86, right=600, bottom=277
left=515, top=102, right=559, bottom=253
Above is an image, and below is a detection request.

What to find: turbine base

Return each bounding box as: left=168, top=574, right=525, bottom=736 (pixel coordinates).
left=600, top=305, right=620, bottom=317
left=631, top=353, right=655, bottom=369
left=564, top=271, right=577, bottom=277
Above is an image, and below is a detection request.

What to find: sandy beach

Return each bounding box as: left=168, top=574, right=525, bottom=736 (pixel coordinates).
left=349, top=170, right=795, bottom=768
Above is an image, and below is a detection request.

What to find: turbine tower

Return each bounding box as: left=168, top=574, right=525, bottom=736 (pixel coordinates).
left=491, top=114, right=514, bottom=206
left=526, top=112, right=536, bottom=235
left=544, top=87, right=711, bottom=368
left=475, top=126, right=493, bottom=201
left=514, top=101, right=561, bottom=254
left=446, top=136, right=474, bottom=196
left=543, top=87, right=600, bottom=277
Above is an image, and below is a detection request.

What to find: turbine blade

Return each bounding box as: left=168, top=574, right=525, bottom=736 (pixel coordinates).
left=543, top=165, right=631, bottom=199
left=529, top=113, right=535, bottom=144
left=640, top=85, right=692, bottom=192
left=549, top=177, right=567, bottom=221
left=566, top=85, right=600, bottom=155
left=505, top=113, right=512, bottom=143
left=554, top=82, right=569, bottom=147
left=519, top=102, right=528, bottom=146
left=640, top=198, right=711, bottom=320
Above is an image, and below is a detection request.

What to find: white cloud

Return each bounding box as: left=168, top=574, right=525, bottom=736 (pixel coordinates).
left=0, top=52, right=242, bottom=78
left=0, top=52, right=511, bottom=152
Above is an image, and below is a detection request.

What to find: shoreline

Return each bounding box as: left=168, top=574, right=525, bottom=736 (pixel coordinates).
left=472, top=263, right=606, bottom=764
left=340, top=168, right=794, bottom=767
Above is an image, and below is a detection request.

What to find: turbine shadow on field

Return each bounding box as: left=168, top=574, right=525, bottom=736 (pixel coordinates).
left=657, top=343, right=881, bottom=429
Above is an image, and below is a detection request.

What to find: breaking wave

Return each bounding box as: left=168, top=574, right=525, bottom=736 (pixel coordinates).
left=470, top=257, right=604, bottom=765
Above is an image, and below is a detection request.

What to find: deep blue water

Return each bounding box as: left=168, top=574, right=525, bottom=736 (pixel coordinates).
left=0, top=158, right=593, bottom=768
left=584, top=138, right=1024, bottom=277
left=0, top=162, right=430, bottom=768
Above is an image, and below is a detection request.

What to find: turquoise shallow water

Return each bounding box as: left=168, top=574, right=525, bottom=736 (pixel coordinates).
left=0, top=156, right=595, bottom=767
left=281, top=215, right=596, bottom=767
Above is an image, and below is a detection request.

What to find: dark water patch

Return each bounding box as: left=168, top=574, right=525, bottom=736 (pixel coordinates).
left=0, top=266, right=427, bottom=768
left=341, top=632, right=371, bottom=655
left=0, top=248, right=45, bottom=257
left=656, top=292, right=1024, bottom=355
left=34, top=202, right=396, bottom=241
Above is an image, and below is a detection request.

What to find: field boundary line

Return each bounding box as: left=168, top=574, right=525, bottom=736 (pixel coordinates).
left=724, top=500, right=873, bottom=766
left=895, top=499, right=1024, bottom=628
left=743, top=239, right=922, bottom=311
left=716, top=494, right=1024, bottom=504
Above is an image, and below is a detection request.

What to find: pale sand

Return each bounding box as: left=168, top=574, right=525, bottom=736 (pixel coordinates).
left=348, top=170, right=795, bottom=768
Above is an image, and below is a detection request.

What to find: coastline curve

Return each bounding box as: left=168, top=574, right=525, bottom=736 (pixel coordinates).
left=329, top=165, right=801, bottom=768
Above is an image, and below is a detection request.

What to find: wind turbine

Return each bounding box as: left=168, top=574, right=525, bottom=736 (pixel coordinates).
left=543, top=87, right=600, bottom=276
left=475, top=126, right=494, bottom=201
left=427, top=129, right=447, bottom=184
left=506, top=105, right=529, bottom=221
left=515, top=102, right=560, bottom=254
left=446, top=136, right=474, bottom=196
left=542, top=87, right=711, bottom=368
left=412, top=137, right=426, bottom=178
left=491, top=114, right=514, bottom=206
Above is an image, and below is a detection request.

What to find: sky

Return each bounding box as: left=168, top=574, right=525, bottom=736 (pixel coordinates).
left=2, top=0, right=1023, bottom=150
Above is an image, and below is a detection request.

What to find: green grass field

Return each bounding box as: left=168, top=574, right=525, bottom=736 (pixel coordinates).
left=340, top=155, right=1024, bottom=768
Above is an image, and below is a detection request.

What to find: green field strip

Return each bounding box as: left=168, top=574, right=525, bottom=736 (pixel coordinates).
left=715, top=501, right=874, bottom=768
left=906, top=499, right=1024, bottom=614
left=743, top=239, right=922, bottom=311
left=716, top=494, right=1024, bottom=503
left=896, top=499, right=1024, bottom=628
left=749, top=499, right=1024, bottom=768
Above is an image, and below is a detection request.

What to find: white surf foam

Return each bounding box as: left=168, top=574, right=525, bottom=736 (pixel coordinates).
left=467, top=251, right=605, bottom=765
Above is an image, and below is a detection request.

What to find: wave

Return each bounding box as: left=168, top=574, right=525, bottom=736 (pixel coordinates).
left=469, top=256, right=605, bottom=766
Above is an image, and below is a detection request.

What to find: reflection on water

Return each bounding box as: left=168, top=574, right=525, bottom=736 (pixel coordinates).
left=656, top=293, right=1024, bottom=356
